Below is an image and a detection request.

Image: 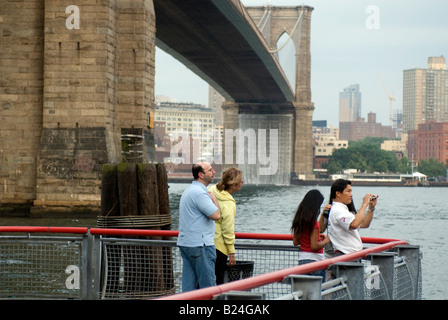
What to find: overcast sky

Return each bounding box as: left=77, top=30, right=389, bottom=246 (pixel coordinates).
left=154, top=0, right=448, bottom=127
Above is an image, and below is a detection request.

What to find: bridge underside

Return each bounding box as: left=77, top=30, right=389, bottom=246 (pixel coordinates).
left=154, top=1, right=315, bottom=184
left=153, top=0, right=294, bottom=105
left=0, top=1, right=312, bottom=211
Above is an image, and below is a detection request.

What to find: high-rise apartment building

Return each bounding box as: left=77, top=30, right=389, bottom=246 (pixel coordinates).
left=402, top=56, right=448, bottom=133
left=339, top=84, right=362, bottom=123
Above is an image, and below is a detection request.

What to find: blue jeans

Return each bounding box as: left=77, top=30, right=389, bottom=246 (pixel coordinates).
left=299, top=259, right=326, bottom=282
left=179, top=245, right=217, bottom=292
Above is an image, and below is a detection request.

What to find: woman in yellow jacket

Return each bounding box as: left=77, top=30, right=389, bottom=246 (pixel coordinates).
left=208, top=167, right=243, bottom=285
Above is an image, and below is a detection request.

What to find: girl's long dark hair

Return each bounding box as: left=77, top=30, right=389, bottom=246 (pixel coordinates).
left=291, top=189, right=324, bottom=236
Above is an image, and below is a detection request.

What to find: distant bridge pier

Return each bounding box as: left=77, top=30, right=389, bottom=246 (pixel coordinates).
left=222, top=102, right=294, bottom=185
left=291, top=6, right=315, bottom=180
left=222, top=101, right=314, bottom=185
left=222, top=101, right=239, bottom=167
left=223, top=5, right=316, bottom=183
left=292, top=102, right=315, bottom=180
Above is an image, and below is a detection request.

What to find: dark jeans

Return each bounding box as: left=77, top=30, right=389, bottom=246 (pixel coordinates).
left=299, top=259, right=326, bottom=282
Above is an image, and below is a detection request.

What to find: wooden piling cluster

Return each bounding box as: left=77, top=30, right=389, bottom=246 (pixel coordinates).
left=98, top=162, right=174, bottom=298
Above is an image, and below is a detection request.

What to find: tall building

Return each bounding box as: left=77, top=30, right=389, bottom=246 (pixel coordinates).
left=402, top=56, right=448, bottom=133
left=393, top=110, right=403, bottom=138
left=339, top=84, right=362, bottom=123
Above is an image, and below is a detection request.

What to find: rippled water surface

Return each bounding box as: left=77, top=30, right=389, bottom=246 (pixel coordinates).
left=168, top=183, right=447, bottom=300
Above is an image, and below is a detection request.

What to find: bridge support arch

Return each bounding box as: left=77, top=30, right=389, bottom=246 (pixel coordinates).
left=235, top=5, right=315, bottom=181
left=222, top=101, right=294, bottom=185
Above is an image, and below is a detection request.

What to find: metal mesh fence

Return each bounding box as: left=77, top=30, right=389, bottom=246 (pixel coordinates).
left=362, top=261, right=390, bottom=300
left=321, top=278, right=351, bottom=300
left=393, top=257, right=415, bottom=300
left=0, top=233, right=422, bottom=300
left=0, top=237, right=83, bottom=299
left=101, top=240, right=177, bottom=299
left=100, top=239, right=299, bottom=299
left=233, top=241, right=300, bottom=299
left=99, top=239, right=422, bottom=300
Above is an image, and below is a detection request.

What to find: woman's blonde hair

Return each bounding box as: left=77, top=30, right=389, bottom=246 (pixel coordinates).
left=216, top=167, right=243, bottom=191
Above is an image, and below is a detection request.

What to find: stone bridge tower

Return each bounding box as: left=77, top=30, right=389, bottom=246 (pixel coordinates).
left=246, top=5, right=314, bottom=180
left=0, top=0, right=156, bottom=212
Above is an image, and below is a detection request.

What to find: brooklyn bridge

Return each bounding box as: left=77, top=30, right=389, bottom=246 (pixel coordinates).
left=0, top=0, right=314, bottom=213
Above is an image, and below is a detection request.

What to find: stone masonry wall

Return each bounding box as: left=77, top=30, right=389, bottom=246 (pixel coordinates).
left=292, top=7, right=315, bottom=178
left=0, top=0, right=44, bottom=206
left=0, top=0, right=156, bottom=212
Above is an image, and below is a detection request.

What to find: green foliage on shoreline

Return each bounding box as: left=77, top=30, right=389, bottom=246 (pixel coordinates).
left=323, top=137, right=447, bottom=178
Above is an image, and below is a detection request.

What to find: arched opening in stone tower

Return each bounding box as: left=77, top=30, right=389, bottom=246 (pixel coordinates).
left=275, top=32, right=296, bottom=94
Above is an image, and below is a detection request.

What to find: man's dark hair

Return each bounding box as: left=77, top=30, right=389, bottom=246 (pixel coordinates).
left=329, top=179, right=351, bottom=203
left=192, top=163, right=204, bottom=180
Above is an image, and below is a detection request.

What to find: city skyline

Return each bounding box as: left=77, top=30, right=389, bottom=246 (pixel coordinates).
left=155, top=0, right=448, bottom=127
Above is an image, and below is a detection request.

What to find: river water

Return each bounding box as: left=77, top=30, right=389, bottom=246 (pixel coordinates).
left=169, top=183, right=448, bottom=300
left=1, top=183, right=446, bottom=299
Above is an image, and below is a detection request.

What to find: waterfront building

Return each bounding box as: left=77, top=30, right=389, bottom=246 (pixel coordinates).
left=381, top=139, right=406, bottom=160
left=407, top=121, right=448, bottom=165
left=312, top=123, right=347, bottom=169
left=402, top=56, right=448, bottom=133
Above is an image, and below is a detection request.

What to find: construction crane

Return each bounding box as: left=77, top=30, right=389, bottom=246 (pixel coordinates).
left=376, top=73, right=396, bottom=127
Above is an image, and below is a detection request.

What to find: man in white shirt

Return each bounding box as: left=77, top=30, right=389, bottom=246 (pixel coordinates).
left=327, top=179, right=377, bottom=254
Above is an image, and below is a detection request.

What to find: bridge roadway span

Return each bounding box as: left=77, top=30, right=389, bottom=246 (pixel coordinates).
left=154, top=0, right=295, bottom=106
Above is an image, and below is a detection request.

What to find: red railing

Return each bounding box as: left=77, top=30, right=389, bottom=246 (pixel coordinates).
left=155, top=235, right=408, bottom=300
left=0, top=227, right=404, bottom=245
left=0, top=226, right=408, bottom=300
left=89, top=228, right=179, bottom=237
left=0, top=226, right=89, bottom=234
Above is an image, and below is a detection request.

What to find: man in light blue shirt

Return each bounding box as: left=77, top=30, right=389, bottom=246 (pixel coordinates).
left=177, top=161, right=221, bottom=292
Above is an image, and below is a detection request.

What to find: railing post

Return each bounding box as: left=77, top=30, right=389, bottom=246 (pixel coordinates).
left=85, top=232, right=103, bottom=300
left=81, top=234, right=91, bottom=300
left=367, top=252, right=395, bottom=299
left=394, top=245, right=421, bottom=299
left=287, top=275, right=322, bottom=300
left=330, top=262, right=364, bottom=300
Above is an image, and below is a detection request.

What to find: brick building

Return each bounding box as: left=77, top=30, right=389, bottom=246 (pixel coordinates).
left=339, top=112, right=395, bottom=141
left=407, top=121, right=448, bottom=165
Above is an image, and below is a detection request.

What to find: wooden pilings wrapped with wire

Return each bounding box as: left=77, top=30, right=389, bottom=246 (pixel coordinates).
left=99, top=163, right=174, bottom=299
